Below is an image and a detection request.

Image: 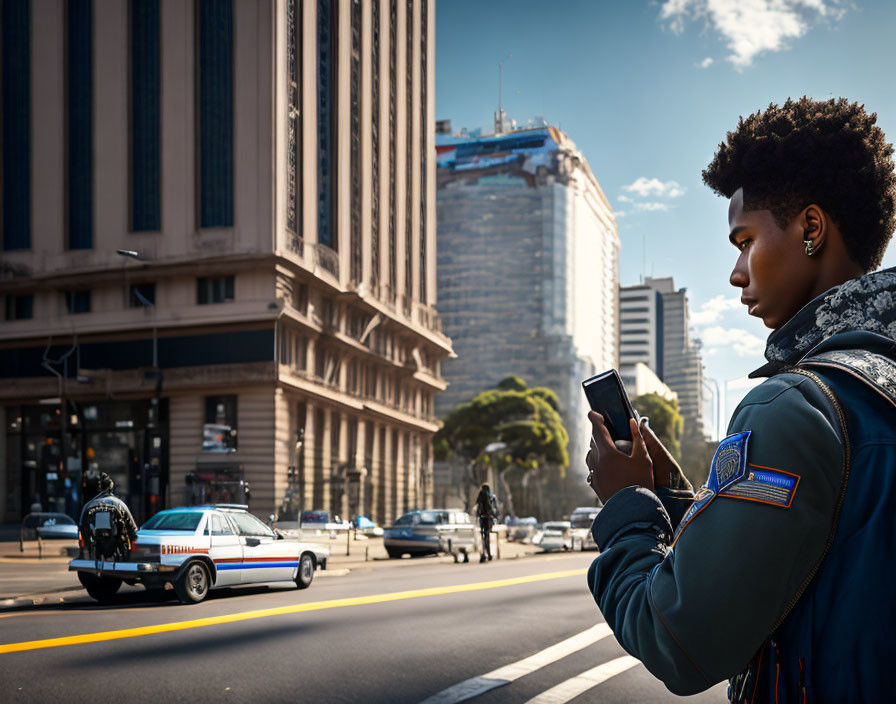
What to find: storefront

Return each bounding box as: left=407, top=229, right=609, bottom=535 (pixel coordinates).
left=4, top=399, right=169, bottom=525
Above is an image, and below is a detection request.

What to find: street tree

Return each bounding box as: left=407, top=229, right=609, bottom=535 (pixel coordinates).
left=433, top=376, right=569, bottom=517
left=631, top=393, right=683, bottom=462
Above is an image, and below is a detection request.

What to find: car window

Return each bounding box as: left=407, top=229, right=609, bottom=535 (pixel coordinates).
left=228, top=512, right=274, bottom=538
left=209, top=513, right=234, bottom=536
left=142, top=511, right=204, bottom=531
left=394, top=513, right=414, bottom=526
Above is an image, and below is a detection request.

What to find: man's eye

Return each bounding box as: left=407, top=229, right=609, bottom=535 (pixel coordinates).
left=736, top=239, right=750, bottom=251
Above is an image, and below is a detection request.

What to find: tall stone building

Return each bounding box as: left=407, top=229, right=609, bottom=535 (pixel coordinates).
left=0, top=0, right=451, bottom=527
left=435, top=126, right=619, bottom=486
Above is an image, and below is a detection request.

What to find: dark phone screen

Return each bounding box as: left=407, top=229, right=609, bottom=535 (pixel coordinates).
left=582, top=371, right=634, bottom=442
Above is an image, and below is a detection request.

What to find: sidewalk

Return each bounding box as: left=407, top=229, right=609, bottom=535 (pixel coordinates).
left=0, top=533, right=544, bottom=610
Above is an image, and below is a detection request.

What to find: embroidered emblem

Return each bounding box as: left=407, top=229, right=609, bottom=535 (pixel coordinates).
left=719, top=465, right=800, bottom=508
left=708, top=431, right=751, bottom=493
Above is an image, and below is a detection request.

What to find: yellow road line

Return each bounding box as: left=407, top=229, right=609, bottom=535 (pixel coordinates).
left=0, top=568, right=585, bottom=654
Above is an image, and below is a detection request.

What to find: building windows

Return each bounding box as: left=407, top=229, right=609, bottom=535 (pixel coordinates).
left=197, top=276, right=234, bottom=304
left=316, top=0, right=337, bottom=249
left=404, top=0, right=413, bottom=299
left=349, top=0, right=362, bottom=283
left=371, top=0, right=381, bottom=287
left=279, top=328, right=307, bottom=371
left=131, top=0, right=161, bottom=231
left=129, top=283, right=156, bottom=308
left=197, top=0, right=234, bottom=228
left=388, top=0, right=397, bottom=293
left=2, top=0, right=31, bottom=251
left=68, top=0, right=94, bottom=250
left=286, top=0, right=302, bottom=234
left=419, top=0, right=427, bottom=303
left=64, top=290, right=91, bottom=314
left=5, top=295, right=33, bottom=321
left=203, top=395, right=237, bottom=452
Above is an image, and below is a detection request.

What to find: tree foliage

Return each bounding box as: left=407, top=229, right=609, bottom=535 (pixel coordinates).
left=433, top=377, right=570, bottom=515
left=631, top=392, right=683, bottom=462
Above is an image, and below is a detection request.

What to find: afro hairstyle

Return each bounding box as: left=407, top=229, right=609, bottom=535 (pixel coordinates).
left=703, top=97, right=896, bottom=271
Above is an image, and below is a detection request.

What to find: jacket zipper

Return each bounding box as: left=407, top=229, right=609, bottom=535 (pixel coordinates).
left=768, top=367, right=851, bottom=634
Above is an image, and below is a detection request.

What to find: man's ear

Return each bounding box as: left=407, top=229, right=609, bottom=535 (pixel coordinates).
left=801, top=204, right=827, bottom=254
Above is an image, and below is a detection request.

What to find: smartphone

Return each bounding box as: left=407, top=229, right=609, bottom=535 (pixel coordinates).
left=582, top=369, right=637, bottom=442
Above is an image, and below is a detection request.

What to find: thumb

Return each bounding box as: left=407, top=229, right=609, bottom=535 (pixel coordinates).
left=630, top=418, right=649, bottom=459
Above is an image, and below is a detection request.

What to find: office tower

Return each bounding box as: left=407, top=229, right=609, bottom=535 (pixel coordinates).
left=623, top=277, right=704, bottom=439
left=0, top=0, right=450, bottom=527
left=435, top=126, right=619, bottom=487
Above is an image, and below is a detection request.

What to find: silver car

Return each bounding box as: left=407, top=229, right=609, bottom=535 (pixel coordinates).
left=534, top=521, right=573, bottom=552
left=383, top=509, right=479, bottom=561
left=569, top=506, right=601, bottom=550
left=69, top=505, right=329, bottom=604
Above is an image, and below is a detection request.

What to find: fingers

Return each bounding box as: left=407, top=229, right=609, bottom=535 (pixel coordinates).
left=588, top=411, right=616, bottom=452
left=629, top=418, right=650, bottom=460
left=640, top=418, right=662, bottom=454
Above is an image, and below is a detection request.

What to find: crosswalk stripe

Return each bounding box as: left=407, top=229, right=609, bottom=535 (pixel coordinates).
left=522, top=655, right=641, bottom=704
left=418, top=623, right=613, bottom=704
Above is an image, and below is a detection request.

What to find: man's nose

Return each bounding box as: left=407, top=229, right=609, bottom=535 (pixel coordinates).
left=729, top=260, right=748, bottom=288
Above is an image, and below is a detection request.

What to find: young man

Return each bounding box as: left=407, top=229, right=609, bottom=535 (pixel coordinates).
left=585, top=97, right=896, bottom=702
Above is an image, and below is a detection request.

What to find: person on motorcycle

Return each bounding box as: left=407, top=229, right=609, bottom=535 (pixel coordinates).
left=79, top=473, right=139, bottom=561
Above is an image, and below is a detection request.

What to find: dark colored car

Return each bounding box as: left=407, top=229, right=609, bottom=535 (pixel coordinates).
left=383, top=509, right=478, bottom=560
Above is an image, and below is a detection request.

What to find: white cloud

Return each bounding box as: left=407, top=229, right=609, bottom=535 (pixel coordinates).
left=698, top=325, right=766, bottom=357
left=617, top=194, right=632, bottom=203
left=690, top=294, right=741, bottom=325
left=659, top=0, right=846, bottom=68
left=699, top=56, right=714, bottom=68
left=622, top=177, right=686, bottom=199
left=614, top=210, right=627, bottom=218
left=635, top=202, right=670, bottom=212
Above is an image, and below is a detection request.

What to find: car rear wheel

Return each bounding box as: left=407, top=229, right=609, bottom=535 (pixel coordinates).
left=175, top=560, right=210, bottom=604
left=295, top=553, right=315, bottom=589
left=386, top=548, right=403, bottom=559
left=78, top=572, right=122, bottom=604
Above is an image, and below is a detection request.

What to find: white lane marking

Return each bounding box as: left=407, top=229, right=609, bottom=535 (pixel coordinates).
left=523, top=655, right=641, bottom=704
left=418, top=623, right=613, bottom=704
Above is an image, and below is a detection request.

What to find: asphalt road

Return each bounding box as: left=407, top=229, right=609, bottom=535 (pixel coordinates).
left=0, top=553, right=726, bottom=703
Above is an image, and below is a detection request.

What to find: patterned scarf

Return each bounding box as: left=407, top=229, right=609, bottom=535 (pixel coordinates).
left=764, top=266, right=896, bottom=365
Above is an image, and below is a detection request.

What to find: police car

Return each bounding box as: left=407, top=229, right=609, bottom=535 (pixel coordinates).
left=69, top=505, right=329, bottom=605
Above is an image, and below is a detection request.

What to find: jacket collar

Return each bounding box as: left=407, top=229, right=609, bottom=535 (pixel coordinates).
left=750, top=266, right=896, bottom=378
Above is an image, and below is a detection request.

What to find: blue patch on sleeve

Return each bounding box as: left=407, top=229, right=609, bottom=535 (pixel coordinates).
left=719, top=466, right=800, bottom=508
left=671, top=430, right=752, bottom=546
left=706, top=431, right=751, bottom=493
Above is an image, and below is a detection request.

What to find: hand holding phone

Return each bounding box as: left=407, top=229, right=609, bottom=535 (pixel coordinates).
left=582, top=370, right=638, bottom=443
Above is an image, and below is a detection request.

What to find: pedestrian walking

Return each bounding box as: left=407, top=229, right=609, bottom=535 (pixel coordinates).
left=475, top=484, right=498, bottom=562
left=584, top=97, right=896, bottom=702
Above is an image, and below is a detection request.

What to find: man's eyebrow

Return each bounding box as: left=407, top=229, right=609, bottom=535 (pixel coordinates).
left=728, top=226, right=748, bottom=245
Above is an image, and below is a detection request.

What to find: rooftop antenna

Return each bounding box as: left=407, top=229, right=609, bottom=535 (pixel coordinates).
left=495, top=53, right=512, bottom=134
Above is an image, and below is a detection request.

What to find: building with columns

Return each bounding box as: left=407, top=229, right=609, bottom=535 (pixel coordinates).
left=0, top=0, right=450, bottom=527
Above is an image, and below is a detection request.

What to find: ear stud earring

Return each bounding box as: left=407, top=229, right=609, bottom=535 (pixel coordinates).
left=804, top=239, right=815, bottom=256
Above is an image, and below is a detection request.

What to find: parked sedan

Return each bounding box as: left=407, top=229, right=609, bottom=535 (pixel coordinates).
left=69, top=505, right=329, bottom=604
left=533, top=521, right=573, bottom=552
left=383, top=509, right=479, bottom=561
left=569, top=506, right=601, bottom=550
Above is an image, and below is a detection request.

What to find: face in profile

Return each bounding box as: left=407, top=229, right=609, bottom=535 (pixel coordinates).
left=727, top=188, right=819, bottom=330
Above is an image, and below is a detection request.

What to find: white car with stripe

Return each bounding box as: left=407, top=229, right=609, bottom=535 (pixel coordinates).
left=69, top=504, right=329, bottom=604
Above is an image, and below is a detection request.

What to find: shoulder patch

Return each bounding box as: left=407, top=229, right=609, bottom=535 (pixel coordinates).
left=707, top=430, right=751, bottom=493
left=719, top=464, right=800, bottom=508
left=670, top=430, right=750, bottom=547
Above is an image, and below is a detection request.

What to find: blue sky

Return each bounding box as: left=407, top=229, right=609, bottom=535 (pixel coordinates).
left=435, top=0, right=896, bottom=437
